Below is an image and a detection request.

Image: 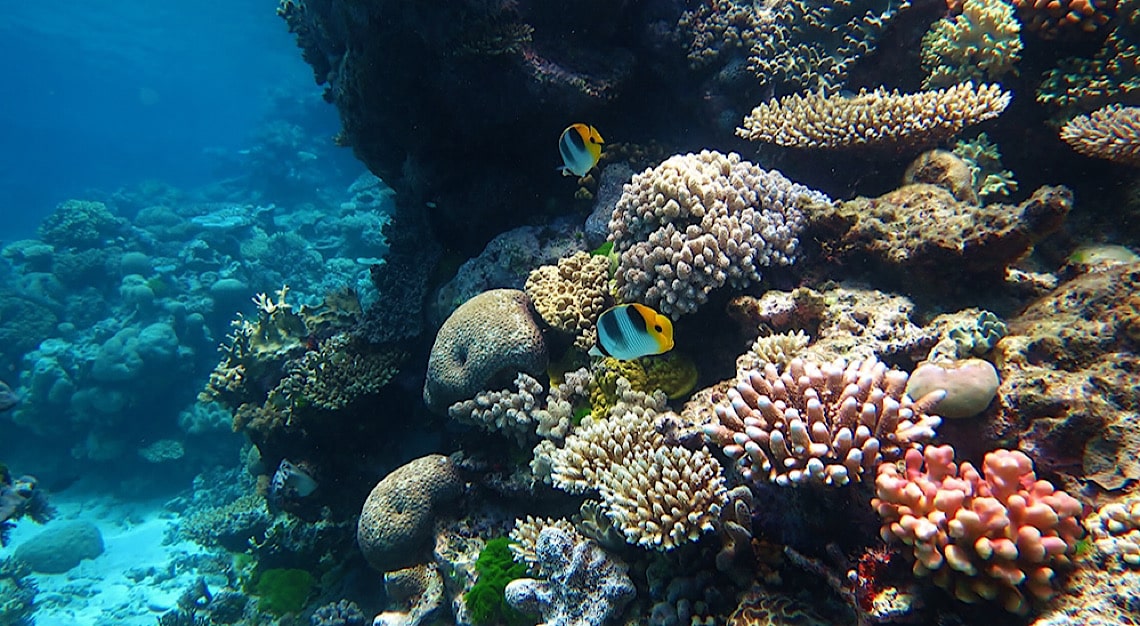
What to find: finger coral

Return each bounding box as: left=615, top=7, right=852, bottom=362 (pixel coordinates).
left=873, top=446, right=1084, bottom=614
left=920, top=0, right=1022, bottom=89
left=524, top=252, right=612, bottom=351
left=737, top=82, right=1011, bottom=151
left=1059, top=104, right=1140, bottom=166
left=608, top=151, right=825, bottom=317
left=703, top=357, right=943, bottom=486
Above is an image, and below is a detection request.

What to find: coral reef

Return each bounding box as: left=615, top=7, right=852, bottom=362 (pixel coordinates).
left=1012, top=0, right=1118, bottom=38
left=920, top=0, right=1022, bottom=89
left=803, top=184, right=1071, bottom=290
left=504, top=526, right=635, bottom=626
left=873, top=446, right=1084, bottom=614
left=1085, top=494, right=1140, bottom=569
left=738, top=83, right=1011, bottom=151
left=312, top=599, right=367, bottom=626
left=424, top=289, right=548, bottom=413
left=358, top=454, right=465, bottom=572
left=704, top=357, right=943, bottom=486
left=448, top=372, right=546, bottom=446
left=1060, top=104, right=1140, bottom=166
left=902, top=149, right=980, bottom=204
left=951, top=133, right=1019, bottom=201
left=524, top=251, right=612, bottom=351
left=0, top=557, right=37, bottom=626
left=1036, top=1, right=1140, bottom=110
left=374, top=563, right=447, bottom=626
left=608, top=151, right=825, bottom=317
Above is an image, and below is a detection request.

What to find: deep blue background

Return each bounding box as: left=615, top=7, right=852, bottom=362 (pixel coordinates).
left=0, top=0, right=321, bottom=239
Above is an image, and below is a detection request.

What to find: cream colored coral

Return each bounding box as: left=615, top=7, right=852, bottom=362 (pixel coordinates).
left=448, top=372, right=545, bottom=446
left=736, top=330, right=810, bottom=376
left=509, top=516, right=578, bottom=574
left=525, top=252, right=612, bottom=350
left=921, top=0, right=1022, bottom=89
left=1060, top=104, right=1140, bottom=167
left=546, top=378, right=725, bottom=550
left=737, top=82, right=1011, bottom=150
left=1086, top=494, right=1140, bottom=568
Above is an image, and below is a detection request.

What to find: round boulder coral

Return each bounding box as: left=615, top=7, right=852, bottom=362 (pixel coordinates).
left=423, top=289, right=548, bottom=413
left=358, top=454, right=464, bottom=572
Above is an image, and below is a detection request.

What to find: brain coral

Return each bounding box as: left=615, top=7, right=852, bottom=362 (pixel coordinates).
left=737, top=82, right=1011, bottom=151
left=608, top=151, right=826, bottom=317
left=423, top=289, right=548, bottom=413
left=358, top=454, right=464, bottom=572
left=524, top=251, right=612, bottom=350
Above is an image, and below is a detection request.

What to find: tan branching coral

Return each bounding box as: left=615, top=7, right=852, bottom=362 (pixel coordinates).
left=524, top=252, right=612, bottom=350
left=448, top=372, right=545, bottom=446
left=704, top=357, right=943, bottom=486
left=1085, top=494, right=1140, bottom=569
left=920, top=0, right=1022, bottom=89
left=545, top=379, right=726, bottom=550
left=608, top=151, right=825, bottom=317
left=737, top=82, right=1011, bottom=151
left=1060, top=104, right=1140, bottom=166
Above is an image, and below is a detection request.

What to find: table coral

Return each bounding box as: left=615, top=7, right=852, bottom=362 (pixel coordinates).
left=423, top=289, right=548, bottom=413
left=608, top=151, right=824, bottom=317
left=873, top=446, right=1084, bottom=614
left=504, top=526, right=635, bottom=626
left=921, top=0, right=1022, bottom=89
left=358, top=454, right=464, bottom=572
left=737, top=82, right=1011, bottom=151
left=1060, top=104, right=1140, bottom=166
left=704, top=357, right=943, bottom=486
left=524, top=251, right=612, bottom=351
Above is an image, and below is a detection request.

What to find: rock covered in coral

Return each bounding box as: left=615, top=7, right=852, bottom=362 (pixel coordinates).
left=705, top=357, right=943, bottom=486
left=873, top=446, right=1083, bottom=614
left=803, top=184, right=1071, bottom=291
left=424, top=289, right=548, bottom=413
left=504, top=526, right=635, bottom=626
left=905, top=358, right=1000, bottom=419
left=903, top=149, right=979, bottom=204
left=609, top=151, right=825, bottom=317
left=373, top=563, right=446, bottom=626
left=358, top=455, right=465, bottom=572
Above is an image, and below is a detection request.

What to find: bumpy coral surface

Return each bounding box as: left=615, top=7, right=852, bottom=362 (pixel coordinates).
left=358, top=455, right=464, bottom=572
left=1012, top=0, right=1117, bottom=38
left=1085, top=494, right=1140, bottom=569
left=921, top=0, right=1022, bottom=88
left=804, top=184, right=1071, bottom=289
left=608, top=151, right=825, bottom=317
left=423, top=289, right=548, bottom=412
left=547, top=379, right=726, bottom=550
left=504, top=526, right=635, bottom=626
left=704, top=357, right=943, bottom=486
left=1060, top=104, right=1140, bottom=166
left=1036, top=1, right=1139, bottom=109
left=448, top=372, right=545, bottom=446
left=873, top=446, right=1084, bottom=614
left=524, top=251, right=612, bottom=350
left=738, top=83, right=1010, bottom=151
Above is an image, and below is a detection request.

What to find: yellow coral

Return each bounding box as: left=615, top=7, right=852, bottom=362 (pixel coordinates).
left=524, top=252, right=613, bottom=351
left=589, top=353, right=699, bottom=418
left=737, top=82, right=1010, bottom=150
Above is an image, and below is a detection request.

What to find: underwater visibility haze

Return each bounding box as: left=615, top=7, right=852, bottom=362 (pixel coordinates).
left=2, top=0, right=1140, bottom=625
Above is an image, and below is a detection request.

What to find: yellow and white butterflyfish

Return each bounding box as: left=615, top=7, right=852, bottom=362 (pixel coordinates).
left=558, top=123, right=604, bottom=177
left=589, top=303, right=674, bottom=361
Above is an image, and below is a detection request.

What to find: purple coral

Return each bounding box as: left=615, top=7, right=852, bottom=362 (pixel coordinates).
left=703, top=357, right=943, bottom=487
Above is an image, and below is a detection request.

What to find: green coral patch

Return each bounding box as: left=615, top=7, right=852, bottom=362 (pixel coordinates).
left=254, top=567, right=314, bottom=616
left=465, top=537, right=532, bottom=626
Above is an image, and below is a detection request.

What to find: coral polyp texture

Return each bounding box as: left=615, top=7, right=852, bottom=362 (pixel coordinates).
left=1011, top=0, right=1117, bottom=38
left=1035, top=1, right=1140, bottom=109
left=920, top=0, right=1022, bottom=89
left=546, top=379, right=727, bottom=550
left=524, top=251, right=612, bottom=351
left=737, top=82, right=1011, bottom=151
left=873, top=446, right=1084, bottom=614
left=703, top=357, right=943, bottom=487
left=1086, top=494, right=1140, bottom=569
left=608, top=150, right=826, bottom=317
left=1059, top=104, right=1140, bottom=166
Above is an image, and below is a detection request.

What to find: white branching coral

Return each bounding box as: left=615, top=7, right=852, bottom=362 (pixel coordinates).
left=704, top=357, right=943, bottom=487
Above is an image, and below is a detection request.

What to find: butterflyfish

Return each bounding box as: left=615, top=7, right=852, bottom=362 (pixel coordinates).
left=589, top=303, right=674, bottom=361
left=558, top=123, right=604, bottom=177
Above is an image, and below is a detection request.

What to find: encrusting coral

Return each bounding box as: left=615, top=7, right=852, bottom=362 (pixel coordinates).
left=873, top=446, right=1084, bottom=614
left=920, top=0, right=1022, bottom=89
left=524, top=251, right=612, bottom=351
left=737, top=82, right=1011, bottom=151
left=608, top=150, right=826, bottom=317
left=1059, top=104, right=1140, bottom=167
left=704, top=357, right=943, bottom=487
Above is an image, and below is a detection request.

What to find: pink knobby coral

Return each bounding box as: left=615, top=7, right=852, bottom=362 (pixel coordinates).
left=872, top=446, right=1084, bottom=614
left=703, top=357, right=943, bottom=487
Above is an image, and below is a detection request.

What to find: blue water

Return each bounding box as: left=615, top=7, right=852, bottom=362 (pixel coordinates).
left=0, top=0, right=323, bottom=239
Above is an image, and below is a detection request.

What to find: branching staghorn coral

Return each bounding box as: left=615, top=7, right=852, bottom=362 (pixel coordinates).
left=1036, top=1, right=1140, bottom=110
left=703, top=357, right=943, bottom=487
left=1060, top=104, right=1140, bottom=166
left=608, top=151, right=825, bottom=317
left=449, top=372, right=545, bottom=446
left=920, top=0, right=1022, bottom=89
left=543, top=378, right=727, bottom=550
left=738, top=82, right=1011, bottom=151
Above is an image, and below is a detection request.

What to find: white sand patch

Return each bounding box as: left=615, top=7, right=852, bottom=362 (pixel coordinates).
left=6, top=493, right=209, bottom=626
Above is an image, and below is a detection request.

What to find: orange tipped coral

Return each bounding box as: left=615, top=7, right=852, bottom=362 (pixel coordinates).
left=1011, top=0, right=1117, bottom=38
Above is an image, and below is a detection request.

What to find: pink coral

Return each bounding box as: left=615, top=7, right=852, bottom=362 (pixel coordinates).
left=872, top=446, right=1084, bottom=614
